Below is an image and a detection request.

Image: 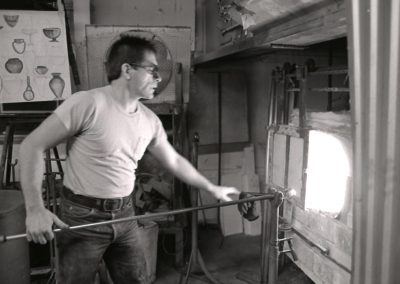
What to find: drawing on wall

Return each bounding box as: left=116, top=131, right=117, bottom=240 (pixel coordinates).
left=4, top=15, right=19, bottom=28
left=12, top=39, right=26, bottom=54
left=0, top=10, right=71, bottom=104
left=5, top=58, right=23, bottom=73
left=43, top=27, right=61, bottom=42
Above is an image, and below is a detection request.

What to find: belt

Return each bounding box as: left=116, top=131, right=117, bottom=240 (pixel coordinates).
left=61, top=187, right=132, bottom=212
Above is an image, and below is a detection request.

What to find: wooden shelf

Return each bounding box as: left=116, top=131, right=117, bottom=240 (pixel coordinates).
left=194, top=0, right=346, bottom=65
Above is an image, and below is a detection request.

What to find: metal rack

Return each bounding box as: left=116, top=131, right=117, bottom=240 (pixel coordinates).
left=264, top=61, right=350, bottom=279
left=266, top=61, right=349, bottom=206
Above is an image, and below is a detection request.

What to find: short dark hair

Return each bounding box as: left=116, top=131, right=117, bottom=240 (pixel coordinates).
left=105, top=35, right=157, bottom=82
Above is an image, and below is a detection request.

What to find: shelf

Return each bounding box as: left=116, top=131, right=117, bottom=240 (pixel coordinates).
left=194, top=0, right=346, bottom=65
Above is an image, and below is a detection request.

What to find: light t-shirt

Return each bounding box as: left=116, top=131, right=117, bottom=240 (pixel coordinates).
left=54, top=85, right=167, bottom=198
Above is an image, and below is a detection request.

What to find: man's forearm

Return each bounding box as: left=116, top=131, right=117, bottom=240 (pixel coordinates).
left=169, top=156, right=214, bottom=192
left=20, top=141, right=47, bottom=212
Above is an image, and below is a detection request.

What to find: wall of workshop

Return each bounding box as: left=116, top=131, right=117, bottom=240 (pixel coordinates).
left=192, top=44, right=351, bottom=282
left=91, top=0, right=195, bottom=30
left=189, top=70, right=249, bottom=146
left=70, top=0, right=194, bottom=91
left=190, top=44, right=346, bottom=228
left=192, top=44, right=347, bottom=188
left=247, top=44, right=348, bottom=183
left=194, top=2, right=351, bottom=280
left=193, top=0, right=348, bottom=186
left=90, top=0, right=195, bottom=53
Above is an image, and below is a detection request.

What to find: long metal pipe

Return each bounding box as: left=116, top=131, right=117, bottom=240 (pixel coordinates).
left=0, top=194, right=275, bottom=243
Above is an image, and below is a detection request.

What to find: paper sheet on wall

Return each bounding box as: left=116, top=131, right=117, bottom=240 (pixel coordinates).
left=0, top=10, right=71, bottom=104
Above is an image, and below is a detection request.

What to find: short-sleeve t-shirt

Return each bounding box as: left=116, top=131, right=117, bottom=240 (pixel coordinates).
left=54, top=85, right=167, bottom=198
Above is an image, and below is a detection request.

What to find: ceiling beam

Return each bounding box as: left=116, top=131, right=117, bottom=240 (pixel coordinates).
left=194, top=0, right=346, bottom=65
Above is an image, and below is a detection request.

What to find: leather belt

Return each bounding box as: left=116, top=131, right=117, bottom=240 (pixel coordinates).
left=61, top=187, right=132, bottom=212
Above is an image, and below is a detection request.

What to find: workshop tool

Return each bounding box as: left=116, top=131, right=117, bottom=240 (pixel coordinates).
left=10, top=159, right=18, bottom=188
left=0, top=194, right=275, bottom=243
left=238, top=192, right=260, bottom=221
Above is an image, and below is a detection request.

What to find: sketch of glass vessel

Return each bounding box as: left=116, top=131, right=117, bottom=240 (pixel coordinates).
left=49, top=73, right=65, bottom=99
left=4, top=15, right=19, bottom=27
left=22, top=29, right=37, bottom=45
left=5, top=58, right=23, bottom=73
left=43, top=28, right=61, bottom=42
left=23, top=76, right=35, bottom=101
left=12, top=39, right=26, bottom=54
left=35, top=66, right=48, bottom=75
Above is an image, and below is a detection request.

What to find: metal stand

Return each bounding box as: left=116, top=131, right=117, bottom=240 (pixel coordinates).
left=180, top=192, right=222, bottom=284
left=236, top=66, right=301, bottom=284
left=0, top=114, right=64, bottom=284
left=44, top=149, right=65, bottom=284
left=235, top=191, right=284, bottom=284
left=179, top=133, right=223, bottom=284
left=0, top=114, right=49, bottom=189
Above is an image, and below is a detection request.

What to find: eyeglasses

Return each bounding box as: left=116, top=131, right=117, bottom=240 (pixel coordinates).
left=128, top=62, right=160, bottom=77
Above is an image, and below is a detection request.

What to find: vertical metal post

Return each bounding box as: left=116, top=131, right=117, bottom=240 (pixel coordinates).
left=217, top=72, right=222, bottom=187
left=44, top=150, right=56, bottom=282
left=327, top=43, right=333, bottom=111
left=191, top=133, right=199, bottom=263
left=52, top=147, right=64, bottom=179
left=260, top=197, right=272, bottom=284
left=217, top=72, right=224, bottom=246
left=298, top=65, right=307, bottom=129
left=261, top=69, right=277, bottom=284
left=0, top=124, right=11, bottom=189
left=268, top=193, right=283, bottom=284
left=5, top=125, right=15, bottom=186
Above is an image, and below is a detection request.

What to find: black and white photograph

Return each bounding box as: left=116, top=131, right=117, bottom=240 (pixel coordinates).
left=0, top=1, right=397, bottom=284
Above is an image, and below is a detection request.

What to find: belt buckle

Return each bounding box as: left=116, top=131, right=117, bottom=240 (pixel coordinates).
left=102, top=198, right=123, bottom=211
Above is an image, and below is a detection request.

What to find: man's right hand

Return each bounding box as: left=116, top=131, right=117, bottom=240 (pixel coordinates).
left=26, top=207, right=69, bottom=244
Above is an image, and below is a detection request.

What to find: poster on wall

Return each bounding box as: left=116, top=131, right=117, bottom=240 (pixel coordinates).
left=0, top=10, right=71, bottom=105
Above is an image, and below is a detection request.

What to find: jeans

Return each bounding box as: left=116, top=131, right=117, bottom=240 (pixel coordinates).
left=56, top=197, right=148, bottom=284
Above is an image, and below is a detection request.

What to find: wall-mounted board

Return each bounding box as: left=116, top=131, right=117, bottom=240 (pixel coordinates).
left=0, top=9, right=71, bottom=112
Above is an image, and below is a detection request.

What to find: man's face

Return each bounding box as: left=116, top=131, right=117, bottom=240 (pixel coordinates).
left=128, top=51, right=162, bottom=100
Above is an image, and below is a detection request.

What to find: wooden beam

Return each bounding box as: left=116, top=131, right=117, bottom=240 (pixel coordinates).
left=194, top=36, right=260, bottom=65
left=194, top=0, right=346, bottom=65
left=255, top=0, right=346, bottom=46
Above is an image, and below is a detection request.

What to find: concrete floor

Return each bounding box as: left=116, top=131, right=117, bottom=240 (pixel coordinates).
left=154, top=226, right=314, bottom=284
left=30, top=225, right=313, bottom=284
left=155, top=227, right=260, bottom=284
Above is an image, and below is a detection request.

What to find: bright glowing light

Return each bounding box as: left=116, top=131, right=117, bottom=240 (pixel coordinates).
left=305, top=130, right=351, bottom=214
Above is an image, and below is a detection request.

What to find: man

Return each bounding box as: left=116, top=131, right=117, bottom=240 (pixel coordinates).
left=20, top=35, right=239, bottom=283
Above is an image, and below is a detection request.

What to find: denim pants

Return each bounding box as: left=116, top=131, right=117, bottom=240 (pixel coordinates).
left=56, top=197, right=148, bottom=284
